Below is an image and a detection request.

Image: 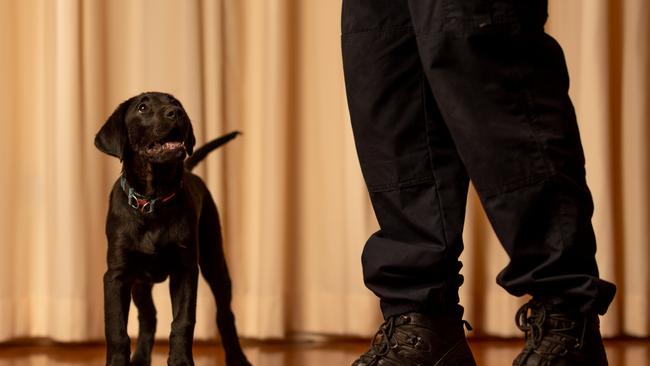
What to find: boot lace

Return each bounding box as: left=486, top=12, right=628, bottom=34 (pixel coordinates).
left=515, top=300, right=586, bottom=361
left=358, top=316, right=400, bottom=364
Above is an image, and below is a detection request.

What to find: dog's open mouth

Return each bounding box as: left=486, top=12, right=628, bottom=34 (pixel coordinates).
left=145, top=141, right=186, bottom=156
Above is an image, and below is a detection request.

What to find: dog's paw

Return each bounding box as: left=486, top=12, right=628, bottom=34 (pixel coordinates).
left=168, top=355, right=195, bottom=366
left=226, top=356, right=252, bottom=366
left=107, top=353, right=130, bottom=366
left=129, top=353, right=151, bottom=366
left=129, top=360, right=151, bottom=366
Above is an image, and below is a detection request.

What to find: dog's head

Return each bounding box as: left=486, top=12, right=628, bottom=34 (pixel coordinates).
left=95, top=92, right=195, bottom=163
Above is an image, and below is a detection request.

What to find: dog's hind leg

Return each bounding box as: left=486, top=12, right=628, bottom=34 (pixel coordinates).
left=130, top=282, right=156, bottom=366
left=199, top=197, right=251, bottom=366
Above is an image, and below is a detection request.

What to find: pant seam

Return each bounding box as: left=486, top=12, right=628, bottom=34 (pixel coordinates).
left=420, top=74, right=452, bottom=265
left=413, top=18, right=521, bottom=38
left=511, top=51, right=556, bottom=180
left=477, top=173, right=548, bottom=197
left=367, top=175, right=435, bottom=193
left=341, top=24, right=414, bottom=36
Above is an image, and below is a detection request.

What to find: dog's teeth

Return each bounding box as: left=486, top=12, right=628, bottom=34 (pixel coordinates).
left=160, top=141, right=182, bottom=151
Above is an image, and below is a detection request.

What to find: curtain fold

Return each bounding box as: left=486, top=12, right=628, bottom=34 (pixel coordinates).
left=0, top=0, right=647, bottom=341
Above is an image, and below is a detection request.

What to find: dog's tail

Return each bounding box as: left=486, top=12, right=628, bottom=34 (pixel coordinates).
left=184, top=131, right=241, bottom=171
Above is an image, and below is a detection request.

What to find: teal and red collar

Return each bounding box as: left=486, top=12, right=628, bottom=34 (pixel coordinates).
left=120, top=175, right=181, bottom=214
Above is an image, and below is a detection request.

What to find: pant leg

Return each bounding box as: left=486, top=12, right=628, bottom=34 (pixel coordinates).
left=342, top=0, right=470, bottom=318
left=406, top=0, right=616, bottom=314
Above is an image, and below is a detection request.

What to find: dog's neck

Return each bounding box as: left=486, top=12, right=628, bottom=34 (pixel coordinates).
left=123, top=154, right=184, bottom=197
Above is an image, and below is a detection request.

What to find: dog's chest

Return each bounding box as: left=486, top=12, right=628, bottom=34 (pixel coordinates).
left=136, top=228, right=166, bottom=254
left=130, top=215, right=193, bottom=254
left=129, top=225, right=194, bottom=282
left=131, top=250, right=170, bottom=282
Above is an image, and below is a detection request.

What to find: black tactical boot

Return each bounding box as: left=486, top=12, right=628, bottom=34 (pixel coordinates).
left=352, top=312, right=476, bottom=366
left=513, top=299, right=609, bottom=366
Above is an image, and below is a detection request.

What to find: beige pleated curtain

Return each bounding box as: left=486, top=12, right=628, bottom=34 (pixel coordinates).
left=0, top=0, right=648, bottom=342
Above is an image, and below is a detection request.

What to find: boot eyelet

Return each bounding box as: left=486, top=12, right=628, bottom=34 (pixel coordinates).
left=414, top=337, right=423, bottom=348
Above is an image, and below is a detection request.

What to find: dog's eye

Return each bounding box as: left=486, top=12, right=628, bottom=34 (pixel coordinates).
left=137, top=103, right=148, bottom=113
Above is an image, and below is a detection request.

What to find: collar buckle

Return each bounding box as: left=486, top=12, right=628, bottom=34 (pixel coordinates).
left=127, top=188, right=156, bottom=214
left=121, top=175, right=174, bottom=214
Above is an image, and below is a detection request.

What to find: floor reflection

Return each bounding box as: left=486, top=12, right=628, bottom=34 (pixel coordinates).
left=0, top=339, right=647, bottom=366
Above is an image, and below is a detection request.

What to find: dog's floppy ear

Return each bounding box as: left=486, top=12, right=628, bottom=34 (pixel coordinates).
left=95, top=98, right=132, bottom=160
left=185, top=122, right=196, bottom=156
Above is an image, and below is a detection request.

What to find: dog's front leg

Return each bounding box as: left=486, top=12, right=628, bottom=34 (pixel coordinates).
left=168, top=266, right=199, bottom=366
left=104, top=270, right=132, bottom=366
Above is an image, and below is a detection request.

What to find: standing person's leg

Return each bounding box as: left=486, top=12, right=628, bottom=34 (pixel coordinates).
left=342, top=0, right=475, bottom=365
left=406, top=0, right=616, bottom=364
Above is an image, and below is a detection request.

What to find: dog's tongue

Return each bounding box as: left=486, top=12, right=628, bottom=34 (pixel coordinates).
left=146, top=143, right=161, bottom=154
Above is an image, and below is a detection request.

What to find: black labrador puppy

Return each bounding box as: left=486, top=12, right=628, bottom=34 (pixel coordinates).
left=95, top=92, right=251, bottom=366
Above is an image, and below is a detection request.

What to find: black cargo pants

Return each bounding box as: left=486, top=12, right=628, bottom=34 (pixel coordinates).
left=341, top=0, right=616, bottom=319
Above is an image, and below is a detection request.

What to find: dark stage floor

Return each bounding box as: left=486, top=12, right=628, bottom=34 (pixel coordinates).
left=0, top=338, right=648, bottom=365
